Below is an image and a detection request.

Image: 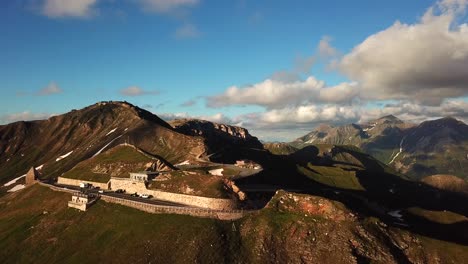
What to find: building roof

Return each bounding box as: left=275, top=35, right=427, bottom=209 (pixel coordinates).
left=131, top=171, right=158, bottom=175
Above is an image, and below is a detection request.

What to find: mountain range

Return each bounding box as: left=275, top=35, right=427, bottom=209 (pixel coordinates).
left=0, top=101, right=260, bottom=183
left=0, top=101, right=467, bottom=263
left=292, top=115, right=468, bottom=180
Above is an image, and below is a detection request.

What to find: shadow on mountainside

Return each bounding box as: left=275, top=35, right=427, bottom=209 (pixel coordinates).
left=231, top=146, right=468, bottom=245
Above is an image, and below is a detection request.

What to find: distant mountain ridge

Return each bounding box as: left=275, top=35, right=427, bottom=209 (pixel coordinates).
left=292, top=115, right=468, bottom=180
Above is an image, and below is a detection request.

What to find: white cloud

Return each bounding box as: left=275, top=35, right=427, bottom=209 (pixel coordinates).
left=159, top=112, right=234, bottom=126
left=230, top=104, right=361, bottom=141
left=174, top=23, right=201, bottom=39
left=206, top=77, right=358, bottom=109
left=41, top=0, right=98, bottom=18
left=159, top=112, right=190, bottom=120
left=37, top=82, right=62, bottom=96
left=318, top=36, right=338, bottom=58
left=339, top=0, right=468, bottom=104
left=139, top=0, right=198, bottom=14
left=360, top=99, right=468, bottom=124
left=198, top=113, right=233, bottom=124
left=120, top=86, right=159, bottom=96
left=0, top=112, right=54, bottom=124
left=253, top=105, right=359, bottom=126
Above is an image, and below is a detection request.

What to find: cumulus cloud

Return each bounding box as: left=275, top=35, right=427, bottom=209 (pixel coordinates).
left=139, top=0, right=198, bottom=14
left=120, top=86, right=159, bottom=96
left=339, top=0, right=468, bottom=105
left=199, top=113, right=234, bottom=124
left=231, top=105, right=360, bottom=141
left=0, top=112, right=54, bottom=124
left=235, top=98, right=468, bottom=141
left=360, top=99, right=468, bottom=124
left=206, top=77, right=359, bottom=109
left=174, top=23, right=201, bottom=39
left=246, top=105, right=359, bottom=127
left=159, top=112, right=190, bottom=121
left=159, top=111, right=234, bottom=124
left=37, top=82, right=63, bottom=96
left=41, top=0, right=98, bottom=18
left=318, top=36, right=338, bottom=58
left=206, top=33, right=354, bottom=109
left=202, top=0, right=468, bottom=141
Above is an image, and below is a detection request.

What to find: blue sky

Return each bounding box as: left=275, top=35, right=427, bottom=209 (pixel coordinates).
left=1, top=0, right=468, bottom=141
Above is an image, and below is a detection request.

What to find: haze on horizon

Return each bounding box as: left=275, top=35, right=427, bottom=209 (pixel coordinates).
left=1, top=0, right=468, bottom=141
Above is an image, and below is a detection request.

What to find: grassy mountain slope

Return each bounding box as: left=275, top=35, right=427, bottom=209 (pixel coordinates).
left=1, top=185, right=467, bottom=263
left=393, top=117, right=468, bottom=179
left=0, top=101, right=206, bottom=184
left=61, top=144, right=170, bottom=183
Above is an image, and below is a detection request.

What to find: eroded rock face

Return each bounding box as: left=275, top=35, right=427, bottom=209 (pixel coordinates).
left=168, top=119, right=263, bottom=163
left=223, top=179, right=247, bottom=201
left=169, top=119, right=261, bottom=145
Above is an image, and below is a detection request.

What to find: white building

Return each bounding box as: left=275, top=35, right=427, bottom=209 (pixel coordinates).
left=129, top=171, right=159, bottom=182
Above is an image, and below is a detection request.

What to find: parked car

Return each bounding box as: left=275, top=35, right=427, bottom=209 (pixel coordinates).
left=140, top=194, right=152, bottom=199
left=115, top=189, right=125, bottom=193
left=130, top=192, right=138, bottom=197
left=98, top=190, right=104, bottom=194
left=79, top=182, right=90, bottom=188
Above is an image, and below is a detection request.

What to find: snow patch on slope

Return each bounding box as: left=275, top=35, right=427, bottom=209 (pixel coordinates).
left=93, top=134, right=124, bottom=157
left=56, top=151, right=73, bottom=162
left=209, top=168, right=224, bottom=176
left=175, top=160, right=190, bottom=166
left=388, top=136, right=406, bottom=164
left=8, top=184, right=26, bottom=192
left=3, top=174, right=26, bottom=187
left=388, top=210, right=404, bottom=220
left=106, top=128, right=117, bottom=136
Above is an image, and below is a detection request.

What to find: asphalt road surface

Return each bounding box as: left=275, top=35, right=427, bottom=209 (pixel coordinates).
left=53, top=183, right=188, bottom=207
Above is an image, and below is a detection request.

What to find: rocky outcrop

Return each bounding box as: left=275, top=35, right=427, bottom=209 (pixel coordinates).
left=169, top=119, right=263, bottom=163
left=169, top=119, right=262, bottom=147
left=223, top=179, right=246, bottom=201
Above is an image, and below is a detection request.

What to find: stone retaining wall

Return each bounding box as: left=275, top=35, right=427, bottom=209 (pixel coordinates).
left=100, top=195, right=245, bottom=220
left=110, top=177, right=237, bottom=210
left=38, top=182, right=247, bottom=220
left=38, top=182, right=76, bottom=194
left=57, top=177, right=110, bottom=190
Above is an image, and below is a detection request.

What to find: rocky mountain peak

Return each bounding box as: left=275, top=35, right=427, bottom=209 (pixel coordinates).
left=373, top=114, right=403, bottom=125
left=169, top=118, right=263, bottom=150
left=73, top=101, right=173, bottom=130
left=315, top=123, right=334, bottom=132
left=170, top=119, right=253, bottom=140
left=418, top=116, right=467, bottom=130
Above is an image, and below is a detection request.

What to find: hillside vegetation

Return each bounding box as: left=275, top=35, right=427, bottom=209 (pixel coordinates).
left=61, top=145, right=159, bottom=183
left=1, top=185, right=467, bottom=264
